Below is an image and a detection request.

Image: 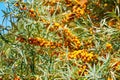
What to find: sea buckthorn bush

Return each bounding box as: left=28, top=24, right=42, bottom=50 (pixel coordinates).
left=0, top=0, right=120, bottom=80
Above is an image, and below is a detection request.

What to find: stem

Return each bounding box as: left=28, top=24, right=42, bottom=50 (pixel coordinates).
left=30, top=49, right=35, bottom=74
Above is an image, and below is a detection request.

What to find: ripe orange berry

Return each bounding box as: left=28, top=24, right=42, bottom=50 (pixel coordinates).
left=14, top=2, right=19, bottom=7
left=20, top=4, right=27, bottom=10
left=29, top=8, right=34, bottom=13
left=106, top=43, right=112, bottom=50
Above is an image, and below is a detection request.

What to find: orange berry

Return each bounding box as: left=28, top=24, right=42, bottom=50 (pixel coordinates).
left=29, top=8, right=34, bottom=13
left=14, top=2, right=19, bottom=7
left=106, top=43, right=112, bottom=50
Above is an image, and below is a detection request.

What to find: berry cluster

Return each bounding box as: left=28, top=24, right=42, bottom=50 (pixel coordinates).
left=63, top=28, right=81, bottom=50
left=28, top=37, right=62, bottom=48
left=68, top=49, right=97, bottom=63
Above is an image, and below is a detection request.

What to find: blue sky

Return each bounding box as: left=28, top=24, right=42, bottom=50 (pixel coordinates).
left=0, top=2, right=5, bottom=25
left=0, top=2, right=11, bottom=26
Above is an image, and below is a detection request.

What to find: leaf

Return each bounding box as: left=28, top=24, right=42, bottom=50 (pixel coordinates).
left=0, top=33, right=10, bottom=43
left=10, top=21, right=18, bottom=30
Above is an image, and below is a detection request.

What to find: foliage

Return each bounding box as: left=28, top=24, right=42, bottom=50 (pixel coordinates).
left=0, top=0, right=120, bottom=79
